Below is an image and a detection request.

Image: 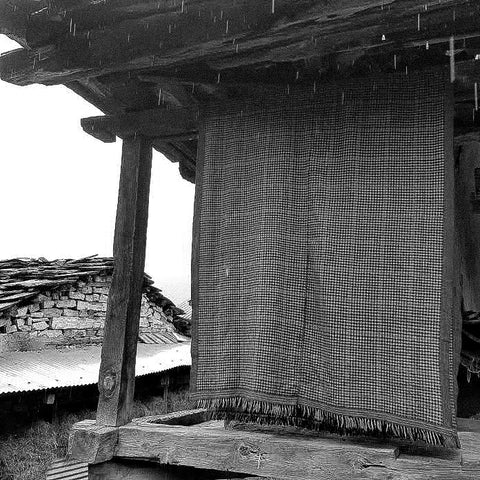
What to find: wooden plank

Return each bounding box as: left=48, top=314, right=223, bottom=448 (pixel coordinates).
left=89, top=459, right=234, bottom=480
left=89, top=461, right=185, bottom=480
left=458, top=418, right=480, bottom=433
left=69, top=414, right=480, bottom=479
left=460, top=431, right=480, bottom=471
left=132, top=408, right=208, bottom=426
left=96, top=135, right=152, bottom=427
left=2, top=1, right=480, bottom=87
left=68, top=420, right=118, bottom=464
left=81, top=108, right=199, bottom=143
left=115, top=421, right=400, bottom=479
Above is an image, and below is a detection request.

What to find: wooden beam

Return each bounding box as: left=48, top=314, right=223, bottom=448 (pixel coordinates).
left=96, top=135, right=152, bottom=427
left=88, top=461, right=207, bottom=480
left=152, top=139, right=197, bottom=183
left=69, top=412, right=480, bottom=479
left=70, top=419, right=480, bottom=480
left=66, top=78, right=127, bottom=116
left=131, top=408, right=208, bottom=426
left=68, top=420, right=118, bottom=464
left=2, top=0, right=480, bottom=87
left=81, top=108, right=199, bottom=143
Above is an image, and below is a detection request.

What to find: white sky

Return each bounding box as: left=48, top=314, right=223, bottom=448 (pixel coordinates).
left=0, top=35, right=195, bottom=304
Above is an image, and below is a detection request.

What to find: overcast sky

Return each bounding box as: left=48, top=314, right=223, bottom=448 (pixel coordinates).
left=0, top=35, right=195, bottom=304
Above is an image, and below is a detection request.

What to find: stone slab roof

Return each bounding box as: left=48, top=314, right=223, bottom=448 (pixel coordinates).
left=0, top=255, right=183, bottom=317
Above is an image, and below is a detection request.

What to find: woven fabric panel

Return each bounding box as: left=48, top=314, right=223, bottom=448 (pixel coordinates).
left=191, top=73, right=459, bottom=447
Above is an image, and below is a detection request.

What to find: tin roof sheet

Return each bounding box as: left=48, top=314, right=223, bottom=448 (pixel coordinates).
left=46, top=459, right=88, bottom=480
left=0, top=342, right=191, bottom=395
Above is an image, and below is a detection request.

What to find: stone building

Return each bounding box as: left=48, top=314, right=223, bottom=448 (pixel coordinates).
left=0, top=256, right=186, bottom=353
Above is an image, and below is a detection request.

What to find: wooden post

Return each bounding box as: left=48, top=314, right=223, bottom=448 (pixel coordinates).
left=96, top=135, right=152, bottom=427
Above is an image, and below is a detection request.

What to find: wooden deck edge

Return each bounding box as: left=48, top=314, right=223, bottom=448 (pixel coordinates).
left=68, top=412, right=480, bottom=479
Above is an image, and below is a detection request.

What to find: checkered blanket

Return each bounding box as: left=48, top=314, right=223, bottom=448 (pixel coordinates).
left=191, top=73, right=460, bottom=447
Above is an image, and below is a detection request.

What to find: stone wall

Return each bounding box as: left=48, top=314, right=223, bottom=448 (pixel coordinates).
left=0, top=274, right=175, bottom=352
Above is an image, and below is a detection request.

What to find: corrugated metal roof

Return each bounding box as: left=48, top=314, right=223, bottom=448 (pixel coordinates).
left=176, top=299, right=192, bottom=321
left=0, top=342, right=191, bottom=395
left=46, top=458, right=88, bottom=480
left=139, top=331, right=180, bottom=344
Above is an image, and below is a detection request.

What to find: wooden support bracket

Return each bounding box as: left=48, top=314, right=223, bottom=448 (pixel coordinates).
left=96, top=135, right=152, bottom=427
left=80, top=107, right=199, bottom=143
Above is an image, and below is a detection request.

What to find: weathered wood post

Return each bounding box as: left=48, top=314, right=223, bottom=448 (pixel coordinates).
left=96, top=135, right=152, bottom=427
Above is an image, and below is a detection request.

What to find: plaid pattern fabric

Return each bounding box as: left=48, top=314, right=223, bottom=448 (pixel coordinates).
left=191, top=72, right=460, bottom=447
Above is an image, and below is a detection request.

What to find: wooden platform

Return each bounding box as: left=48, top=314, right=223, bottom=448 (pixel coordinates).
left=68, top=409, right=480, bottom=480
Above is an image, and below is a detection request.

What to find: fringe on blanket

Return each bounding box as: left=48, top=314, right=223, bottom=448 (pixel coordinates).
left=196, top=397, right=460, bottom=449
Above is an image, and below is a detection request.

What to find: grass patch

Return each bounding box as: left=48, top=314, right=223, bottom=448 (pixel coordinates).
left=0, top=390, right=193, bottom=480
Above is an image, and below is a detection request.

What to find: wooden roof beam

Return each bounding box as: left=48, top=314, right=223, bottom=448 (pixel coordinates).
left=80, top=107, right=199, bottom=143
left=2, top=0, right=480, bottom=87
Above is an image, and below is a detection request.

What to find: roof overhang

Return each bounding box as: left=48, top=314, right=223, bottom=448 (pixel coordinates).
left=1, top=1, right=480, bottom=179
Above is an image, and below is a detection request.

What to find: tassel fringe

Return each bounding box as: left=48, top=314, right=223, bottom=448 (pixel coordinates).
left=196, top=397, right=460, bottom=449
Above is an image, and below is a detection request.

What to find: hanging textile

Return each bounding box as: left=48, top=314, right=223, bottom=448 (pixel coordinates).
left=191, top=72, right=460, bottom=447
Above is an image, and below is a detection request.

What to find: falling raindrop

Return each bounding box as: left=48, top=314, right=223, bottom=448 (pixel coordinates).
left=426, top=41, right=429, bottom=50
left=271, top=0, right=275, bottom=14
left=417, top=13, right=421, bottom=31
left=226, top=19, right=229, bottom=34
left=475, top=82, right=478, bottom=111
left=217, top=72, right=221, bottom=83
left=449, top=35, right=455, bottom=83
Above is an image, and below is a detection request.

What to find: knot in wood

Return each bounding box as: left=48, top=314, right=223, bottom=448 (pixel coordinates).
left=237, top=441, right=265, bottom=467
left=101, top=370, right=117, bottom=398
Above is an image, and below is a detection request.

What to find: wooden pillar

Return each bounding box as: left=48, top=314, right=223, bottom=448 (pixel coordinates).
left=96, top=135, right=152, bottom=427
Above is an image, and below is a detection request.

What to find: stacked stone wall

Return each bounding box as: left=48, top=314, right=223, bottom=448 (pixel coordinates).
left=0, top=274, right=174, bottom=351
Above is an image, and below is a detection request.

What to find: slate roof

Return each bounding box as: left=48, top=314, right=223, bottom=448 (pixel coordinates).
left=0, top=255, right=184, bottom=318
